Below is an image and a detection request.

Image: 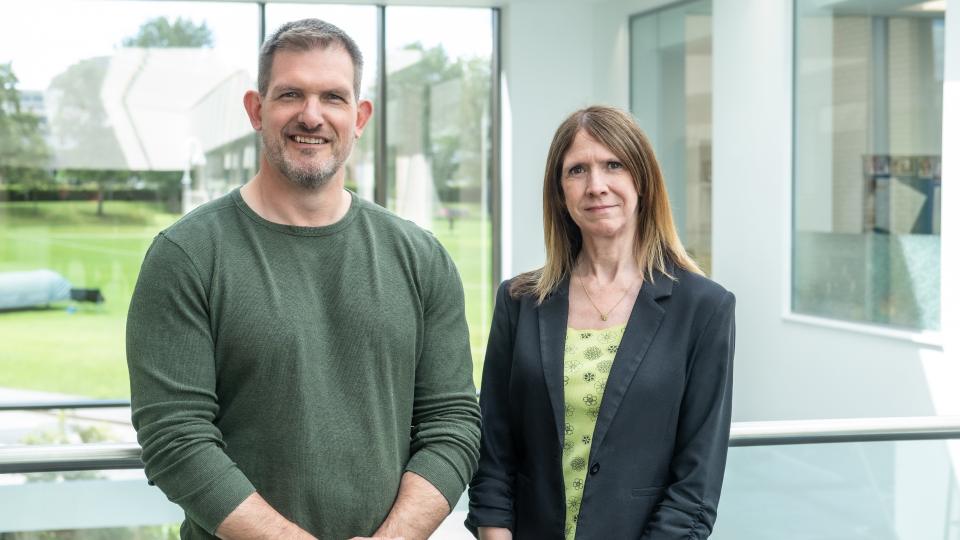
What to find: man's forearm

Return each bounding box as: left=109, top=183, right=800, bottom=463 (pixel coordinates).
left=216, top=492, right=315, bottom=539
left=478, top=527, right=513, bottom=540
left=373, top=471, right=450, bottom=540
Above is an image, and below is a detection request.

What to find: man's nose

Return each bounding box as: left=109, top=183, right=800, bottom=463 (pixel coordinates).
left=298, top=97, right=323, bottom=130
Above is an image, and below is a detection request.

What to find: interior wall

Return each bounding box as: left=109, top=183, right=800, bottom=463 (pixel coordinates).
left=500, top=0, right=592, bottom=277
left=499, top=0, right=669, bottom=278
left=710, top=0, right=953, bottom=422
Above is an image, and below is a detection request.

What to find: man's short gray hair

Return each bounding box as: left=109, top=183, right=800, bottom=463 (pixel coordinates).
left=258, top=18, right=364, bottom=100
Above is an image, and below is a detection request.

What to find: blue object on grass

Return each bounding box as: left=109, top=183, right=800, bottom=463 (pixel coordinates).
left=0, top=270, right=102, bottom=310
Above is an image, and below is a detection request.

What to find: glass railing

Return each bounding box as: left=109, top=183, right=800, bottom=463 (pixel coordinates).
left=719, top=418, right=960, bottom=538
left=2, top=403, right=959, bottom=539
left=715, top=439, right=960, bottom=538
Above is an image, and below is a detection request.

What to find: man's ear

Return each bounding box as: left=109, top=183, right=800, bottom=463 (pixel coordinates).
left=354, top=99, right=373, bottom=138
left=243, top=90, right=263, bottom=131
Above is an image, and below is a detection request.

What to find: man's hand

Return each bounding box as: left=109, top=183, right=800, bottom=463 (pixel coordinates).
left=369, top=471, right=450, bottom=540
left=216, top=492, right=315, bottom=539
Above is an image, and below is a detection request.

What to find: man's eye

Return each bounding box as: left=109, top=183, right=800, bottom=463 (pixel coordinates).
left=279, top=92, right=298, bottom=99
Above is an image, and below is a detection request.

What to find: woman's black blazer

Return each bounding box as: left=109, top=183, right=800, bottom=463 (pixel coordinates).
left=466, top=266, right=735, bottom=539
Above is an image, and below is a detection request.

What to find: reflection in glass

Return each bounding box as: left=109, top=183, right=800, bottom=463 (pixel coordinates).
left=714, top=440, right=960, bottom=539
left=0, top=469, right=181, bottom=536
left=793, top=0, right=943, bottom=331
left=0, top=1, right=260, bottom=399
left=0, top=405, right=135, bottom=448
left=630, top=0, right=713, bottom=273
left=385, top=7, right=493, bottom=385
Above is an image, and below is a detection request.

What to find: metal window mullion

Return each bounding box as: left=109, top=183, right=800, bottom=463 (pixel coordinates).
left=256, top=2, right=266, bottom=175
left=375, top=4, right=387, bottom=208
left=258, top=2, right=266, bottom=46
left=491, top=7, right=502, bottom=287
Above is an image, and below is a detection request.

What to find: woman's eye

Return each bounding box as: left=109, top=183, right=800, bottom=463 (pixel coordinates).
left=568, top=165, right=584, bottom=176
left=608, top=161, right=623, bottom=170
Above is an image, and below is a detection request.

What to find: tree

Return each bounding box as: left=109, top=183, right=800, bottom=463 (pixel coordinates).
left=47, top=57, right=125, bottom=216
left=0, top=63, right=51, bottom=190
left=387, top=43, right=491, bottom=205
left=122, top=16, right=214, bottom=48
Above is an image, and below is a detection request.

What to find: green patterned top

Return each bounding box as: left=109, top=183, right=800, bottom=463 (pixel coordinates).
left=562, top=324, right=626, bottom=540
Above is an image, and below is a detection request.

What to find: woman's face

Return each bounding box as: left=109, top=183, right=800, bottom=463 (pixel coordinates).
left=560, top=130, right=639, bottom=242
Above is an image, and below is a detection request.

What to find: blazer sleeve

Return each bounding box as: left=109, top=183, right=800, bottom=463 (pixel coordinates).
left=465, top=280, right=520, bottom=536
left=640, top=291, right=736, bottom=539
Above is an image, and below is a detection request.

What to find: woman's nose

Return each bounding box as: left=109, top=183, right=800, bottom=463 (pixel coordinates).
left=585, top=172, right=609, bottom=195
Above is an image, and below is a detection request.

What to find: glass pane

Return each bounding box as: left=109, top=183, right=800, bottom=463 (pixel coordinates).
left=264, top=4, right=378, bottom=201
left=630, top=0, right=713, bottom=273
left=0, top=1, right=260, bottom=401
left=385, top=7, right=494, bottom=386
left=714, top=440, right=960, bottom=539
left=0, top=469, right=181, bottom=535
left=793, top=0, right=944, bottom=331
left=0, top=406, right=135, bottom=447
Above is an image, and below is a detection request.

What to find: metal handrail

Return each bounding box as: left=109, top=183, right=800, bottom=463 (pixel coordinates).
left=0, top=400, right=131, bottom=412
left=728, top=415, right=960, bottom=446
left=0, top=443, right=143, bottom=473
left=2, top=416, right=960, bottom=474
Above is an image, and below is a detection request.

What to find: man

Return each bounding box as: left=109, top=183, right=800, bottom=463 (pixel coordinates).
left=126, top=19, right=481, bottom=539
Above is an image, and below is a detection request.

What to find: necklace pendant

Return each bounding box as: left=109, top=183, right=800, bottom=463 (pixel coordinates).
left=600, top=314, right=608, bottom=321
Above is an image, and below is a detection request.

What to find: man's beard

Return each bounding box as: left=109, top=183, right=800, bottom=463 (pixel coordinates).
left=262, top=130, right=350, bottom=189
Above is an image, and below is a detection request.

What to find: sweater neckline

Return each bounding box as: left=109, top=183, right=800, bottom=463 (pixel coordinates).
left=230, top=187, right=360, bottom=237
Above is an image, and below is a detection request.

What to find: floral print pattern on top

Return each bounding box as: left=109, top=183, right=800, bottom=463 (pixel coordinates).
left=561, top=324, right=625, bottom=540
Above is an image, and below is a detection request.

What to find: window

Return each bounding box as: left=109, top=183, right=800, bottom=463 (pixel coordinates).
left=0, top=3, right=497, bottom=403
left=793, top=0, right=944, bottom=331
left=385, top=7, right=494, bottom=384
left=630, top=0, right=713, bottom=273
left=0, top=0, right=260, bottom=401
left=0, top=1, right=260, bottom=533
left=1, top=2, right=498, bottom=533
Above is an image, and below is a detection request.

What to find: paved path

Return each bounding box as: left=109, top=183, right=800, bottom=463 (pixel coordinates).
left=0, top=387, right=135, bottom=446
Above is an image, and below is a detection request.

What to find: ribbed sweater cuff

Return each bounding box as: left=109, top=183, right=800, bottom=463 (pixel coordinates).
left=153, top=445, right=257, bottom=535
left=406, top=449, right=467, bottom=511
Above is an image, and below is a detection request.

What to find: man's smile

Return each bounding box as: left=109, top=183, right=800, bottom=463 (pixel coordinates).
left=290, top=135, right=329, bottom=145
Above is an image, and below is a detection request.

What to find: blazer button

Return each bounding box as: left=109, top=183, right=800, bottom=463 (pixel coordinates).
left=590, top=463, right=600, bottom=475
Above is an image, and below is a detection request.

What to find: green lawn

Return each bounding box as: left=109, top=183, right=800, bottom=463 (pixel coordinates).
left=430, top=212, right=494, bottom=387
left=0, top=199, right=491, bottom=398
left=0, top=200, right=179, bottom=398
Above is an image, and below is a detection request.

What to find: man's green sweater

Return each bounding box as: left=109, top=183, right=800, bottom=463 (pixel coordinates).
left=126, top=190, right=481, bottom=538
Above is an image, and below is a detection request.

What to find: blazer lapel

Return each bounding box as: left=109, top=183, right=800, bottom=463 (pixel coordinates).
left=538, top=277, right=570, bottom=449
left=590, top=271, right=674, bottom=457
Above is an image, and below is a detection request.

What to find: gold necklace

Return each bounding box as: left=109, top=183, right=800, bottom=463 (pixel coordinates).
left=576, top=273, right=631, bottom=321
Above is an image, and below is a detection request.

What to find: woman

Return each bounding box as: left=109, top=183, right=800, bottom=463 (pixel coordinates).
left=466, top=106, right=735, bottom=539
